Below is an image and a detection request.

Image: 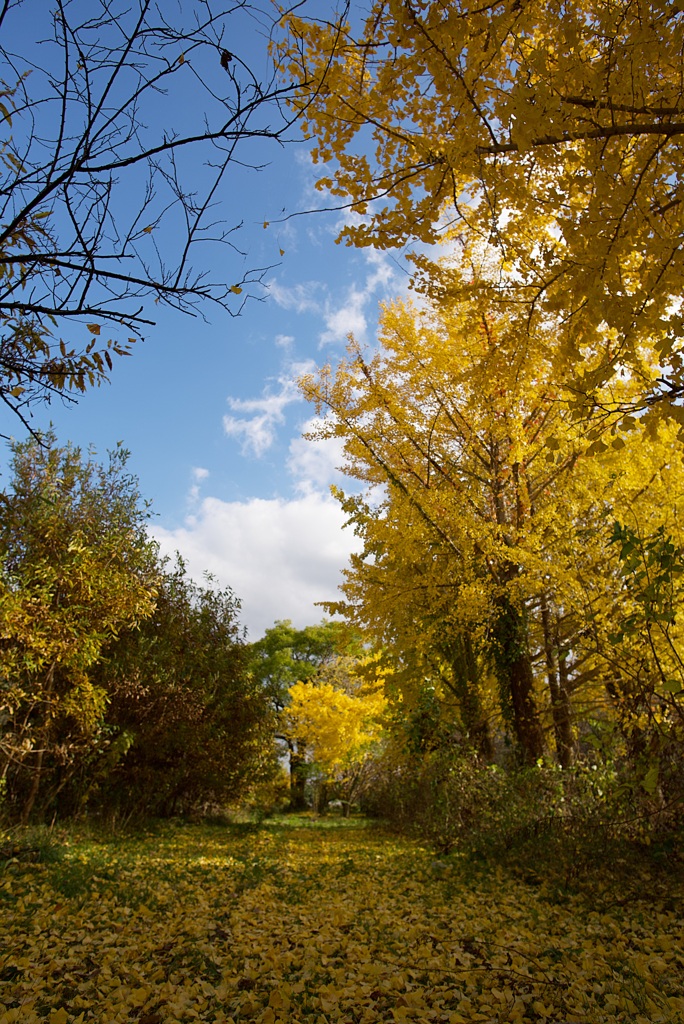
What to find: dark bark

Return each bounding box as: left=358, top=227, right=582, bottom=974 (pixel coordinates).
left=20, top=746, right=44, bottom=825
left=540, top=595, right=575, bottom=767
left=441, top=632, right=493, bottom=760
left=492, top=596, right=545, bottom=764
left=20, top=662, right=56, bottom=823
left=288, top=741, right=308, bottom=811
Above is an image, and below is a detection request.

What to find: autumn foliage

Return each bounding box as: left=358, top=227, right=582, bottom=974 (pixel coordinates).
left=279, top=0, right=684, bottom=418
left=0, top=11, right=683, bottom=995
left=0, top=436, right=274, bottom=824
left=2, top=3, right=684, bottom=1017
left=272, top=0, right=684, bottom=846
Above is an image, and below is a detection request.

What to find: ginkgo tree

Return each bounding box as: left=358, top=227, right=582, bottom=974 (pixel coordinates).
left=301, top=291, right=584, bottom=763
left=279, top=0, right=684, bottom=417
left=285, top=654, right=387, bottom=814
left=300, top=283, right=684, bottom=766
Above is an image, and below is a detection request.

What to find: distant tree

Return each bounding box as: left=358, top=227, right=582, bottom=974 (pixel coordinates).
left=249, top=620, right=362, bottom=808
left=0, top=433, right=158, bottom=821
left=0, top=0, right=296, bottom=428
left=285, top=655, right=386, bottom=816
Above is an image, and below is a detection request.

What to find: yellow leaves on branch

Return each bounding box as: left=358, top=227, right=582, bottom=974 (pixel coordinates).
left=286, top=671, right=386, bottom=772
left=297, top=283, right=684, bottom=753
left=277, top=0, right=684, bottom=408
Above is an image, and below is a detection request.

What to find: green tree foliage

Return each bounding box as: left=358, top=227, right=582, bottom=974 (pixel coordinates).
left=0, top=437, right=274, bottom=823
left=86, top=560, right=276, bottom=820
left=250, top=619, right=359, bottom=711
left=0, top=434, right=158, bottom=821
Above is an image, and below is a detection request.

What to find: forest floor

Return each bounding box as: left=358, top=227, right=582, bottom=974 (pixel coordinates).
left=0, top=816, right=682, bottom=1024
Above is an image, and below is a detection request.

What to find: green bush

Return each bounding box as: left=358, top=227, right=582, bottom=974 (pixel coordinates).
left=364, top=746, right=683, bottom=883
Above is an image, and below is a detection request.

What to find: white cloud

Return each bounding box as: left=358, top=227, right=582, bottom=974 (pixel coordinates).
left=275, top=333, right=294, bottom=349
left=287, top=416, right=349, bottom=496
left=319, top=286, right=368, bottom=346
left=268, top=279, right=323, bottom=314
left=318, top=250, right=401, bottom=347
left=223, top=393, right=294, bottom=457
left=152, top=492, right=361, bottom=640
left=364, top=247, right=398, bottom=292
left=268, top=246, right=402, bottom=350
left=188, top=466, right=210, bottom=506
left=223, top=362, right=314, bottom=457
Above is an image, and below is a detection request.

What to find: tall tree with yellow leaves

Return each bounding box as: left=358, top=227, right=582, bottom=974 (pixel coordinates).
left=301, top=286, right=682, bottom=764
left=285, top=654, right=386, bottom=814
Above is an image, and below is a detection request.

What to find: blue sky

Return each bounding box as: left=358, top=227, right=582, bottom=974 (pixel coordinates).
left=1, top=1, right=413, bottom=638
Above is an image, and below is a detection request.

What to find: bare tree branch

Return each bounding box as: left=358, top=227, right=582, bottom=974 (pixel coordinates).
left=0, top=0, right=299, bottom=428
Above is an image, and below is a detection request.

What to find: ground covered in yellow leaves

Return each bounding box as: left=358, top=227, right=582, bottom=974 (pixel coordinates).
left=1, top=818, right=682, bottom=1024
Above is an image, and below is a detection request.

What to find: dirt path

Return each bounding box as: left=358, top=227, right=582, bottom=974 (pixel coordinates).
left=1, top=819, right=682, bottom=1023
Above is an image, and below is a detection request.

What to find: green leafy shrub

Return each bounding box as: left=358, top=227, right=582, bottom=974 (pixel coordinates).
left=365, top=746, right=683, bottom=884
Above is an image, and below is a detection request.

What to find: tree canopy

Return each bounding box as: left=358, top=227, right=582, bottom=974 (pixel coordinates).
left=300, top=286, right=684, bottom=769
left=285, top=656, right=386, bottom=814
left=279, top=0, right=684, bottom=416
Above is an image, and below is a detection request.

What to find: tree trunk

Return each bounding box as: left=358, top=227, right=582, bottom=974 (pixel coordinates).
left=21, top=662, right=57, bottom=823
left=540, top=596, right=574, bottom=767
left=441, top=632, right=493, bottom=760
left=21, top=746, right=44, bottom=824
left=509, top=649, right=546, bottom=764
left=557, top=628, right=575, bottom=758
left=492, top=596, right=545, bottom=764
left=288, top=742, right=308, bottom=811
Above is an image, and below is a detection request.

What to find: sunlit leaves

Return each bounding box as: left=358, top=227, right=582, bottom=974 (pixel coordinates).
left=286, top=666, right=385, bottom=770
left=299, top=283, right=684, bottom=768
left=278, top=0, right=684, bottom=411
left=0, top=436, right=159, bottom=820
left=284, top=657, right=387, bottom=808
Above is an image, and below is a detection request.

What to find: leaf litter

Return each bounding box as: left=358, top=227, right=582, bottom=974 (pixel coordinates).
left=0, top=821, right=682, bottom=1023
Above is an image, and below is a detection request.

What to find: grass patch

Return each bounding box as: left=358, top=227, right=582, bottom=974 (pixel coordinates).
left=0, top=825, right=65, bottom=867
